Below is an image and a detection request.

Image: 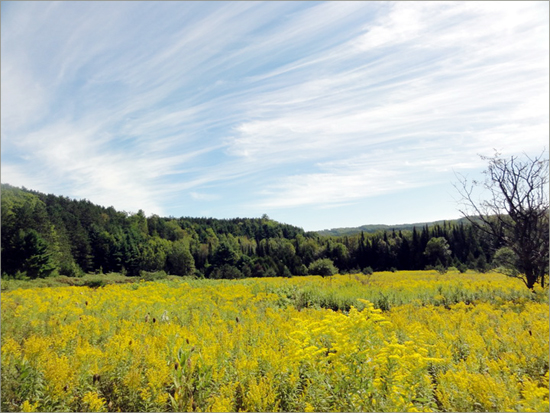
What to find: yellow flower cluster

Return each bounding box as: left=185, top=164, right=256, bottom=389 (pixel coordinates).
left=1, top=271, right=548, bottom=412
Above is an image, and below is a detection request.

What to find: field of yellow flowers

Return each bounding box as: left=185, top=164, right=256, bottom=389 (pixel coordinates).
left=1, top=271, right=548, bottom=412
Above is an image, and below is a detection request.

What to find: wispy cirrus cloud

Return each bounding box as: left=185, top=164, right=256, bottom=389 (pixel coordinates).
left=224, top=1, right=548, bottom=214
left=1, top=1, right=547, bottom=229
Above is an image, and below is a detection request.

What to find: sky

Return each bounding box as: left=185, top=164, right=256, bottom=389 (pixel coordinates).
left=1, top=1, right=548, bottom=232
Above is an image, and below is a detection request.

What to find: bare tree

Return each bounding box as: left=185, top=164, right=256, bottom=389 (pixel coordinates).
left=455, top=151, right=549, bottom=289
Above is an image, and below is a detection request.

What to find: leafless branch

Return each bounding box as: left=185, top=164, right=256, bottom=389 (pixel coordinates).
left=454, top=150, right=549, bottom=288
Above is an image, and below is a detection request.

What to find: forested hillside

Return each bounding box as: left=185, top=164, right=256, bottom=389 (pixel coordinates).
left=1, top=184, right=496, bottom=279
left=317, top=219, right=472, bottom=237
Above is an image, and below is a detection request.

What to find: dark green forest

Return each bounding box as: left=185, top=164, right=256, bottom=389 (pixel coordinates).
left=1, top=184, right=497, bottom=280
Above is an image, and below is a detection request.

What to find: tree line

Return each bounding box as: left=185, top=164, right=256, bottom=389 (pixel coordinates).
left=0, top=184, right=502, bottom=280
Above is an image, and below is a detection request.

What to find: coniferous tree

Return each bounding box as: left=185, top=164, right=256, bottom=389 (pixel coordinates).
left=2, top=183, right=508, bottom=280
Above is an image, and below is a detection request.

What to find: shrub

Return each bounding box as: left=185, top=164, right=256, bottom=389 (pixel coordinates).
left=435, top=264, right=448, bottom=274
left=295, top=264, right=309, bottom=276
left=83, top=279, right=106, bottom=288
left=210, top=264, right=242, bottom=279
left=308, top=258, right=338, bottom=277
left=58, top=261, right=83, bottom=277
left=140, top=270, right=169, bottom=281
left=362, top=266, right=374, bottom=275
left=456, top=263, right=468, bottom=273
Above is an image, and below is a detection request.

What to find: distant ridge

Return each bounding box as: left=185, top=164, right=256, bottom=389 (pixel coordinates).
left=316, top=218, right=470, bottom=237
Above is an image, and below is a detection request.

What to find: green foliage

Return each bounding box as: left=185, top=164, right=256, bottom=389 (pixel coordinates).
left=140, top=236, right=170, bottom=272
left=362, top=266, right=374, bottom=275
left=308, top=258, right=338, bottom=277
left=4, top=230, right=56, bottom=279
left=211, top=242, right=239, bottom=267
left=209, top=264, right=242, bottom=279
left=167, top=240, right=195, bottom=276
left=139, top=270, right=169, bottom=281
left=424, top=237, right=452, bottom=268
left=0, top=273, right=137, bottom=292
left=1, top=184, right=510, bottom=281
left=493, top=247, right=521, bottom=278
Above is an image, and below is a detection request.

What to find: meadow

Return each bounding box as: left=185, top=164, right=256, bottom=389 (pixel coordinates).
left=1, top=270, right=548, bottom=412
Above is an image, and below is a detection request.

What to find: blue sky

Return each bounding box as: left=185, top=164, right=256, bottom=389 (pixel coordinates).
left=2, top=1, right=548, bottom=231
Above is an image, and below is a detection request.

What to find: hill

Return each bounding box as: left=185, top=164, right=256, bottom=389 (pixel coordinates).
left=1, top=184, right=493, bottom=279
left=317, top=218, right=471, bottom=236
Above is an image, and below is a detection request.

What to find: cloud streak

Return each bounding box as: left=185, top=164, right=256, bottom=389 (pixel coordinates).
left=1, top=1, right=548, bottom=229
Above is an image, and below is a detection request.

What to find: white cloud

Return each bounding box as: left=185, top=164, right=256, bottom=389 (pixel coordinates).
left=221, top=1, right=548, bottom=210
left=0, top=63, right=48, bottom=132
left=255, top=146, right=484, bottom=209
left=355, top=1, right=425, bottom=50
left=1, top=1, right=547, bottom=227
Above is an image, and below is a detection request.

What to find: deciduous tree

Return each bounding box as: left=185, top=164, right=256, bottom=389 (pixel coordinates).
left=455, top=151, right=549, bottom=288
